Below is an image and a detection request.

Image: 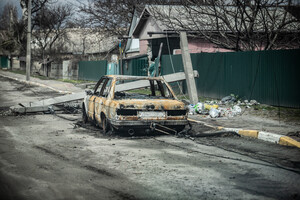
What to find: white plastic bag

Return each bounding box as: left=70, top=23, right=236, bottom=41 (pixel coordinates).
left=232, top=105, right=242, bottom=115
left=209, top=108, right=220, bottom=118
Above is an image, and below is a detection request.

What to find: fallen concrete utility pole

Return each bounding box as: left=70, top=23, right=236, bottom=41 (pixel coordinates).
left=10, top=92, right=85, bottom=114
left=16, top=92, right=85, bottom=108
left=11, top=71, right=199, bottom=113
left=12, top=105, right=62, bottom=114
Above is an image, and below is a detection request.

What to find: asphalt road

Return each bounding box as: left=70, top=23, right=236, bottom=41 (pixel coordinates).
left=1, top=76, right=300, bottom=200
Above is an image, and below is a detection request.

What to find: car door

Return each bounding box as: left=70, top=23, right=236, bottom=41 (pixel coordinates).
left=94, top=78, right=113, bottom=124
left=88, top=77, right=105, bottom=121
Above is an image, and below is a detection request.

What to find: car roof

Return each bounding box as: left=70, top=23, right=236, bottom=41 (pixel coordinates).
left=105, top=75, right=164, bottom=81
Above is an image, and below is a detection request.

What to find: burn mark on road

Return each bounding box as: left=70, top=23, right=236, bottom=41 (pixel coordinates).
left=103, top=187, right=140, bottom=200
left=35, top=146, right=71, bottom=162
left=34, top=145, right=115, bottom=177
left=83, top=165, right=115, bottom=177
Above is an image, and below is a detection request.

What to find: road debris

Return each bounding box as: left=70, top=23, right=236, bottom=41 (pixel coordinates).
left=221, top=95, right=236, bottom=104
left=209, top=108, right=220, bottom=118
left=189, top=94, right=260, bottom=118
left=10, top=71, right=199, bottom=114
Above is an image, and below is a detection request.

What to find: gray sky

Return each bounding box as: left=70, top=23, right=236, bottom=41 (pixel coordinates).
left=1, top=0, right=299, bottom=20
left=0, top=0, right=22, bottom=18
left=0, top=0, right=88, bottom=19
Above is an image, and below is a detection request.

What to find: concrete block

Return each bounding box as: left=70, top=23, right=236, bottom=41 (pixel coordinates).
left=258, top=131, right=282, bottom=143
left=279, top=136, right=300, bottom=148
left=238, top=130, right=259, bottom=138
left=224, top=128, right=240, bottom=133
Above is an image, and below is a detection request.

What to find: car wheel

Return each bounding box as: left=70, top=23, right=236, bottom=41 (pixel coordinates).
left=82, top=106, right=88, bottom=124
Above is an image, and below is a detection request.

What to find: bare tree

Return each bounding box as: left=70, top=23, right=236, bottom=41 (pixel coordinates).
left=0, top=1, right=66, bottom=56
left=14, top=0, right=55, bottom=56
left=78, top=0, right=183, bottom=35
left=0, top=3, right=24, bottom=54
left=78, top=0, right=141, bottom=37
left=149, top=0, right=300, bottom=51
left=0, top=3, right=18, bottom=30
left=31, top=3, right=73, bottom=59
left=20, top=0, right=51, bottom=22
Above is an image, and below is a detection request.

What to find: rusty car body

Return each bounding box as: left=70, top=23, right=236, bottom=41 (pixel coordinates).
left=82, top=75, right=188, bottom=135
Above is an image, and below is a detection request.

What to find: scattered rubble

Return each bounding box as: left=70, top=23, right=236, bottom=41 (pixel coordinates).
left=188, top=94, right=260, bottom=118
left=0, top=107, right=13, bottom=116
left=221, top=95, right=236, bottom=104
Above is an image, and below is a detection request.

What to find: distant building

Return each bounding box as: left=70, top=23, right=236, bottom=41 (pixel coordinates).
left=30, top=28, right=120, bottom=79
left=127, top=5, right=300, bottom=62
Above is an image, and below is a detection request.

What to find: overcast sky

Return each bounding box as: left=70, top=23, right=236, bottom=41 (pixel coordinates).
left=0, top=0, right=22, bottom=18
left=1, top=0, right=299, bottom=20
left=0, top=0, right=88, bottom=19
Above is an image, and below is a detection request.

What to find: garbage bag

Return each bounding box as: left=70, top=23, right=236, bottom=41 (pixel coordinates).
left=231, top=105, right=242, bottom=116
left=209, top=108, right=220, bottom=118
left=204, top=104, right=219, bottom=110
left=232, top=105, right=242, bottom=114
left=221, top=96, right=236, bottom=104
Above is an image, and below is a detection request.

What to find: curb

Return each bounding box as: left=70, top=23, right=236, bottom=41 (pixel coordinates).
left=188, top=118, right=300, bottom=149
left=0, top=73, right=72, bottom=94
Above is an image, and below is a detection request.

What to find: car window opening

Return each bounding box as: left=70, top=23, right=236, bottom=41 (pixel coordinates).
left=114, top=80, right=174, bottom=100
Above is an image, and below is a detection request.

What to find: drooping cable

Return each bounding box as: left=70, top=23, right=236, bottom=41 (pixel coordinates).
left=165, top=31, right=188, bottom=100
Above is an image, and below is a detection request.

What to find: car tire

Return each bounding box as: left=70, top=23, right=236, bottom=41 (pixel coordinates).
left=82, top=106, right=88, bottom=124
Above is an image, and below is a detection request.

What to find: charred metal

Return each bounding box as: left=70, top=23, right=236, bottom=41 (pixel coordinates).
left=166, top=110, right=187, bottom=116
left=116, top=109, right=138, bottom=116
left=82, top=75, right=188, bottom=134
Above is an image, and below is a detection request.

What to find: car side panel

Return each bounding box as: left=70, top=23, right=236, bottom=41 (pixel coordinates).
left=88, top=96, right=96, bottom=120
left=94, top=96, right=104, bottom=124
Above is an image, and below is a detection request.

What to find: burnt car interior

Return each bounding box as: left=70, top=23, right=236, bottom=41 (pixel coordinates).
left=114, top=79, right=175, bottom=100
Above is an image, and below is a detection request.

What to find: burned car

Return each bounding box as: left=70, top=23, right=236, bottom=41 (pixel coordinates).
left=82, top=75, right=188, bottom=135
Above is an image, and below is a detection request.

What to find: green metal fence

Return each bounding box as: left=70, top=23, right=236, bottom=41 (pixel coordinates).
left=0, top=56, right=8, bottom=68
left=78, top=60, right=107, bottom=81
left=123, top=55, right=148, bottom=76
left=161, top=49, right=300, bottom=108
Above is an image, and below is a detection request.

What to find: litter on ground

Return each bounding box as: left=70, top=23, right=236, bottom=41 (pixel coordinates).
left=188, top=94, right=260, bottom=118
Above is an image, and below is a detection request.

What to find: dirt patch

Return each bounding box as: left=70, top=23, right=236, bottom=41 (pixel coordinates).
left=190, top=111, right=300, bottom=135
left=245, top=105, right=300, bottom=125
left=15, top=84, right=37, bottom=91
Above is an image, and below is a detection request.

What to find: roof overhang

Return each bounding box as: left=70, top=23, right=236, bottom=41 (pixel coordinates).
left=132, top=7, right=151, bottom=38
